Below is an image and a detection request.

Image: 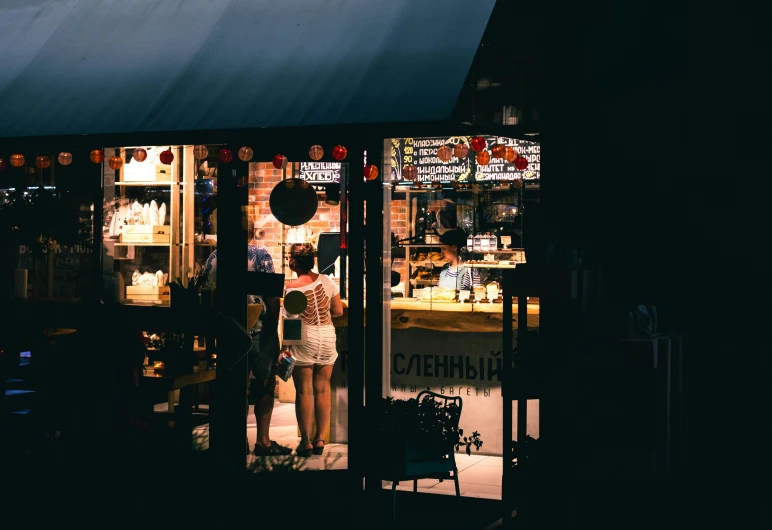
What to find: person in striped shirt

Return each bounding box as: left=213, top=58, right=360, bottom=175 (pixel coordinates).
left=438, top=229, right=481, bottom=291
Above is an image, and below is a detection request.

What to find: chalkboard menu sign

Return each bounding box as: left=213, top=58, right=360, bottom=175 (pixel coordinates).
left=390, top=136, right=540, bottom=184
left=298, top=162, right=342, bottom=191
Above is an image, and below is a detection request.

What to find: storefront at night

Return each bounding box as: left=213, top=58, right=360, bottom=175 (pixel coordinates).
left=1, top=0, right=548, bottom=504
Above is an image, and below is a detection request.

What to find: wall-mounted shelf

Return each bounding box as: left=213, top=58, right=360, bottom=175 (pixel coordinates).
left=113, top=243, right=174, bottom=247
left=115, top=181, right=182, bottom=186
left=466, top=263, right=521, bottom=269
left=410, top=260, right=447, bottom=268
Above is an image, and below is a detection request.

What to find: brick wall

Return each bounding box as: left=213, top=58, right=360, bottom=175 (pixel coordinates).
left=248, top=162, right=340, bottom=276
left=247, top=161, right=409, bottom=280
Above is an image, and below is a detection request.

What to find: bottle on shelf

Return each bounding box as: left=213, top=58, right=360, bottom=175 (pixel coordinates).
left=473, top=234, right=482, bottom=252
left=488, top=232, right=497, bottom=250
left=466, top=234, right=474, bottom=250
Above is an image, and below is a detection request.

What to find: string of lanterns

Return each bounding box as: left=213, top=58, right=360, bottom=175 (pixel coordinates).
left=3, top=142, right=371, bottom=170
left=1, top=139, right=530, bottom=185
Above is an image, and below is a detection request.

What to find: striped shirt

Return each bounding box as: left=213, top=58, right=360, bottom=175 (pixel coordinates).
left=438, top=264, right=481, bottom=291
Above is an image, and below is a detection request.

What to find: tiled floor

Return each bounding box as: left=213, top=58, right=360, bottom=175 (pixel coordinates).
left=186, top=400, right=502, bottom=500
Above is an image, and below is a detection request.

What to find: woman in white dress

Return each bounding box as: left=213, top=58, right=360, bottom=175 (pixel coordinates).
left=283, top=243, right=344, bottom=456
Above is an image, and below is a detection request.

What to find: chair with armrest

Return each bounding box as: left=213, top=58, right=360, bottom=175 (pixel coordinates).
left=383, top=390, right=463, bottom=524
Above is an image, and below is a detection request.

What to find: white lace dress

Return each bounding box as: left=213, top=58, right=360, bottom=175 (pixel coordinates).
left=282, top=274, right=339, bottom=366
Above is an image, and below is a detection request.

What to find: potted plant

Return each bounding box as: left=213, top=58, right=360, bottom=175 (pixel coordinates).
left=168, top=263, right=208, bottom=308
left=200, top=280, right=216, bottom=310
left=511, top=434, right=541, bottom=477
left=146, top=332, right=185, bottom=375
left=379, top=393, right=483, bottom=478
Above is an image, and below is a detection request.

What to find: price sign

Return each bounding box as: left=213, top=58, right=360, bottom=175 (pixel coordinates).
left=391, top=136, right=540, bottom=184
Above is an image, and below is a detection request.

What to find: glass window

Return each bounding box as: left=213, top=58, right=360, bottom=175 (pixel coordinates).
left=385, top=135, right=541, bottom=499
left=1, top=153, right=95, bottom=300
left=101, top=145, right=203, bottom=307
left=246, top=159, right=349, bottom=472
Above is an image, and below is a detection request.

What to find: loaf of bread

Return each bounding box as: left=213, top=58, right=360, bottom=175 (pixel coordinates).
left=422, top=286, right=456, bottom=301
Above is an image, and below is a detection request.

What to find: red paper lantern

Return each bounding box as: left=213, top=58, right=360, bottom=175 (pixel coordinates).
left=10, top=154, right=25, bottom=167
left=238, top=146, right=254, bottom=162
left=35, top=156, right=51, bottom=169
left=470, top=137, right=487, bottom=152
left=132, top=148, right=147, bottom=162
left=218, top=148, right=234, bottom=164
left=476, top=151, right=491, bottom=166
left=453, top=143, right=469, bottom=159
left=159, top=149, right=174, bottom=165
left=363, top=164, right=379, bottom=181
left=490, top=143, right=506, bottom=160
left=309, top=145, right=324, bottom=161
left=108, top=156, right=124, bottom=171
left=504, top=146, right=517, bottom=163
left=332, top=145, right=348, bottom=161
left=57, top=152, right=72, bottom=166
left=402, top=165, right=417, bottom=181
left=272, top=154, right=288, bottom=169
left=436, top=145, right=452, bottom=163
left=193, top=145, right=209, bottom=160
left=90, top=149, right=104, bottom=164
left=514, top=156, right=528, bottom=170
left=0, top=158, right=6, bottom=171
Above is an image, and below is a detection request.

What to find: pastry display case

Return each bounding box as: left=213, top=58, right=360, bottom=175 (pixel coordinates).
left=397, top=185, right=527, bottom=300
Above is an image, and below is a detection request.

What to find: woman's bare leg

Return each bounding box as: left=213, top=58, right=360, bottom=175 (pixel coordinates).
left=312, top=364, right=333, bottom=443
left=293, top=365, right=314, bottom=446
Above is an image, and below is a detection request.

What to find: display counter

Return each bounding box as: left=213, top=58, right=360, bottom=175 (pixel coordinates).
left=327, top=297, right=540, bottom=454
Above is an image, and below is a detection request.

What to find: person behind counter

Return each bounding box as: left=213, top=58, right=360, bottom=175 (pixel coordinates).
left=283, top=243, right=344, bottom=457
left=438, top=228, right=481, bottom=290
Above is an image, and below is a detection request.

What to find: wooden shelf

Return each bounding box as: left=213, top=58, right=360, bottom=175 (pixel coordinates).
left=410, top=279, right=438, bottom=285
left=115, top=181, right=181, bottom=186
left=467, top=263, right=521, bottom=269
left=409, top=260, right=447, bottom=267
left=113, top=242, right=174, bottom=247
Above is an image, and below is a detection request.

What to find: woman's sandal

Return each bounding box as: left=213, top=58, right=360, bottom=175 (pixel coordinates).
left=312, top=439, right=325, bottom=456
left=296, top=440, right=314, bottom=457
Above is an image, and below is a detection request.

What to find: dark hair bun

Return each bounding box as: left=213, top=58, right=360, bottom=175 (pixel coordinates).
left=439, top=229, right=467, bottom=249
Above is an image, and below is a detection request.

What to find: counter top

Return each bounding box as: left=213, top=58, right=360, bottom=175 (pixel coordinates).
left=334, top=298, right=539, bottom=332
left=391, top=298, right=539, bottom=314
